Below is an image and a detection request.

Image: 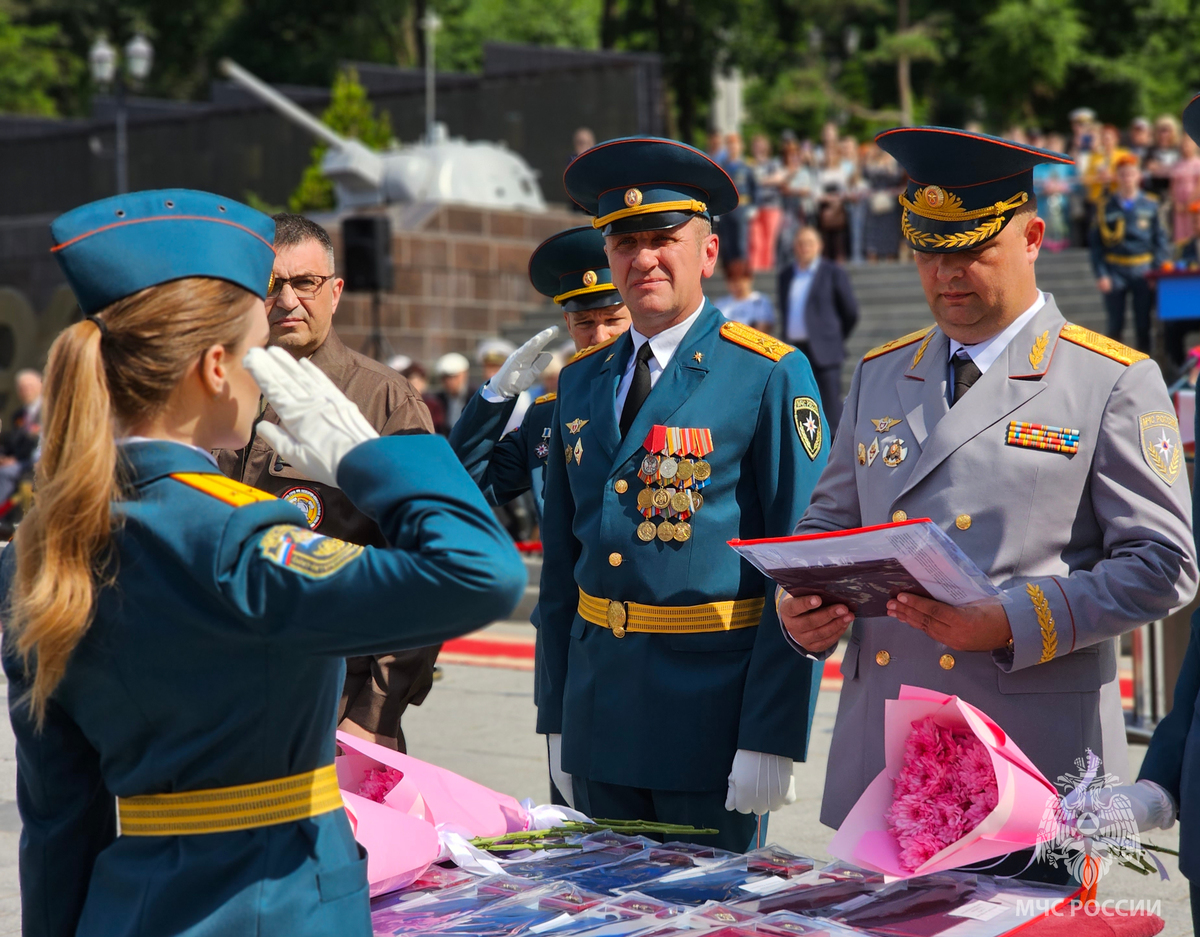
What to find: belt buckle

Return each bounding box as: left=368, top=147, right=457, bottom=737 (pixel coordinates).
left=606, top=600, right=627, bottom=638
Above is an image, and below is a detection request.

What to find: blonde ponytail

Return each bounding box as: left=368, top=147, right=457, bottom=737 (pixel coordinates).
left=8, top=277, right=255, bottom=725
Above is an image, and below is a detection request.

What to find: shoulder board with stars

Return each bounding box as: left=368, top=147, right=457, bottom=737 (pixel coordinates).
left=534, top=392, right=557, bottom=405
left=565, top=334, right=621, bottom=367
left=862, top=325, right=934, bottom=362
left=171, top=473, right=277, bottom=508
left=1058, top=323, right=1149, bottom=366
left=719, top=321, right=796, bottom=361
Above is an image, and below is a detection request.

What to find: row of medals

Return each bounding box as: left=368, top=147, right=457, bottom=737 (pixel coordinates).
left=634, top=453, right=711, bottom=543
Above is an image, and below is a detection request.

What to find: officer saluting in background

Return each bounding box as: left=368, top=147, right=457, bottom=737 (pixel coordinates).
left=537, top=138, right=829, bottom=851
left=1090, top=152, right=1168, bottom=354
left=779, top=128, right=1196, bottom=877
left=450, top=227, right=631, bottom=523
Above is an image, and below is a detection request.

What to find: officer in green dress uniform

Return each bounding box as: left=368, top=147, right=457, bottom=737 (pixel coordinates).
left=450, top=226, right=630, bottom=523
left=450, top=225, right=631, bottom=806
left=3, top=189, right=526, bottom=937
left=1090, top=152, right=1169, bottom=353
left=537, top=138, right=830, bottom=851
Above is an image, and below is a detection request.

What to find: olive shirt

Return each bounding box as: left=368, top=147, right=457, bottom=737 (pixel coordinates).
left=215, top=328, right=439, bottom=744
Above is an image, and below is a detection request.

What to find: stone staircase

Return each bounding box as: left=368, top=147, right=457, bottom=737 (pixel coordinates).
left=501, top=248, right=1111, bottom=394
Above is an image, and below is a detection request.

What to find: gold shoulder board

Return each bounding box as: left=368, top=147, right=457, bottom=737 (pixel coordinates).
left=719, top=321, right=796, bottom=362
left=171, top=473, right=278, bottom=508
left=534, top=392, right=557, bottom=405
left=863, top=325, right=934, bottom=362
left=1058, top=323, right=1149, bottom=366
left=565, top=334, right=620, bottom=367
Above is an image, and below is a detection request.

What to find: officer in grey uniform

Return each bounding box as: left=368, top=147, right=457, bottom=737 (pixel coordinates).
left=778, top=129, right=1198, bottom=860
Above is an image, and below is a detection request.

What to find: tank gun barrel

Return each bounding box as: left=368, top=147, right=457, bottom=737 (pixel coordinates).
left=218, top=58, right=347, bottom=149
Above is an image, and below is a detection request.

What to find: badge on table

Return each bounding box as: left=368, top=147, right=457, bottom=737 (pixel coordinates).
left=1139, top=410, right=1182, bottom=485
left=881, top=436, right=907, bottom=467
left=630, top=424, right=711, bottom=544
left=281, top=485, right=323, bottom=529
left=866, top=438, right=880, bottom=467
left=792, top=396, right=822, bottom=461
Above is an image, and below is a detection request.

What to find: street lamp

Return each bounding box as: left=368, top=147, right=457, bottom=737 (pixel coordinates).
left=89, top=33, right=153, bottom=195
left=420, top=10, right=442, bottom=144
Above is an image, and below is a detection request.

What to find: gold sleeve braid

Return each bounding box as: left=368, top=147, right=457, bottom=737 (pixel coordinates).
left=1026, top=583, right=1059, bottom=664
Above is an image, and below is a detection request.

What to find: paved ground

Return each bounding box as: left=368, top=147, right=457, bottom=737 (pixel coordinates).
left=0, top=663, right=1188, bottom=934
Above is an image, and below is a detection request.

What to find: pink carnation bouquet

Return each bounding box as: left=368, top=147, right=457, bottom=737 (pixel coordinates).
left=829, top=685, right=1059, bottom=879
left=884, top=716, right=999, bottom=871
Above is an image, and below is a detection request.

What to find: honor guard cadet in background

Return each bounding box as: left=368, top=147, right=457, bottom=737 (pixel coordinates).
left=537, top=138, right=829, bottom=852
left=450, top=226, right=631, bottom=522
left=4, top=190, right=525, bottom=937
left=449, top=225, right=631, bottom=805
left=779, top=129, right=1197, bottom=876
left=1090, top=152, right=1169, bottom=353
left=216, top=214, right=443, bottom=754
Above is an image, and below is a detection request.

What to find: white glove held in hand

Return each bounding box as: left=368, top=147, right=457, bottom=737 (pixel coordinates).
left=1111, top=780, right=1177, bottom=832
left=726, top=749, right=796, bottom=815
left=486, top=326, right=560, bottom=399
left=548, top=733, right=575, bottom=809
left=244, top=346, right=378, bottom=489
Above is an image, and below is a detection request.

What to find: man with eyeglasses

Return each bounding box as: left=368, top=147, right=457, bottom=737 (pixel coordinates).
left=216, top=212, right=439, bottom=753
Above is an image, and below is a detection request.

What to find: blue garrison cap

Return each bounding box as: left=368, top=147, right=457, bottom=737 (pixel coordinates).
left=564, top=137, right=739, bottom=236
left=1184, top=94, right=1200, bottom=148
left=51, top=189, right=277, bottom=314
left=875, top=127, right=1071, bottom=253
left=529, top=226, right=622, bottom=313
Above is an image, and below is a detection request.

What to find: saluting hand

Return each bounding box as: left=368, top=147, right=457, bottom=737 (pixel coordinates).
left=887, top=593, right=1012, bottom=652
left=778, top=591, right=854, bottom=654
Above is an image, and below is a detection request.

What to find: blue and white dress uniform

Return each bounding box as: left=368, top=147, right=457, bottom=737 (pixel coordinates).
left=4, top=190, right=527, bottom=937
left=536, top=139, right=829, bottom=851
left=450, top=226, right=624, bottom=523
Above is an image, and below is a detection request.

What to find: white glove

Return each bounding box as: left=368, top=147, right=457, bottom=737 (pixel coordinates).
left=547, top=733, right=575, bottom=809
left=725, top=749, right=796, bottom=815
left=1110, top=780, right=1177, bottom=832
left=486, top=326, right=560, bottom=399
left=244, top=346, right=378, bottom=489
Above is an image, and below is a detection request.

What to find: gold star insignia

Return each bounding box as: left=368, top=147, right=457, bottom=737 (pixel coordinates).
left=693, top=352, right=704, bottom=363
left=871, top=416, right=902, bottom=433
left=566, top=418, right=589, bottom=434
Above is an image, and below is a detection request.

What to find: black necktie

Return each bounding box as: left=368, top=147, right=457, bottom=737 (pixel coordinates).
left=619, top=341, right=655, bottom=437
left=951, top=352, right=982, bottom=406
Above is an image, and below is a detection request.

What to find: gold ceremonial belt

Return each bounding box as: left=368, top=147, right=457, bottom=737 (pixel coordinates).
left=578, top=587, right=764, bottom=638
left=118, top=764, right=342, bottom=836
left=1105, top=253, right=1153, bottom=266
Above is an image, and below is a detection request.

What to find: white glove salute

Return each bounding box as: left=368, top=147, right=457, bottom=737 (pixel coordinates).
left=548, top=733, right=575, bottom=809
left=487, top=326, right=560, bottom=399
left=244, top=346, right=378, bottom=489
left=726, top=749, right=796, bottom=815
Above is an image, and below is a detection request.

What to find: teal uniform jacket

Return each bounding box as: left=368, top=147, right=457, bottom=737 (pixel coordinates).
left=3, top=436, right=525, bottom=937
left=1089, top=191, right=1169, bottom=280
left=536, top=302, right=828, bottom=792
left=449, top=389, right=557, bottom=522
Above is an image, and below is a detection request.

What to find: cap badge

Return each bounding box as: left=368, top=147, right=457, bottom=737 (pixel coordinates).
left=923, top=185, right=947, bottom=209
left=624, top=187, right=643, bottom=208
left=582, top=270, right=598, bottom=287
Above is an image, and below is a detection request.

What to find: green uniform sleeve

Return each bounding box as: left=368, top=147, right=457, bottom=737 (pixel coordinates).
left=220, top=435, right=527, bottom=657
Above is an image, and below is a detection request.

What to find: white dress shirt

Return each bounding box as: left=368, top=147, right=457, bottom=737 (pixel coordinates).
left=785, top=259, right=821, bottom=341
left=614, top=299, right=705, bottom=418
left=948, top=290, right=1046, bottom=374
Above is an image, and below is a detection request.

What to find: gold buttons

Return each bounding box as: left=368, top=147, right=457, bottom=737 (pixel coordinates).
left=876, top=650, right=891, bottom=666
left=955, top=514, right=972, bottom=530
left=614, top=479, right=628, bottom=494
left=939, top=653, right=956, bottom=670
left=608, top=552, right=623, bottom=567
left=892, top=510, right=907, bottom=523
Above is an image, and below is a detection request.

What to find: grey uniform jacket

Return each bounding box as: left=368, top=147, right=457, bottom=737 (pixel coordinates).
left=790, top=295, right=1198, bottom=828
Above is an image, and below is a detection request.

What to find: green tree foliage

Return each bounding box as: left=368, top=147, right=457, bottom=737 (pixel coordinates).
left=436, top=0, right=601, bottom=72
left=289, top=66, right=394, bottom=213
left=0, top=11, right=75, bottom=115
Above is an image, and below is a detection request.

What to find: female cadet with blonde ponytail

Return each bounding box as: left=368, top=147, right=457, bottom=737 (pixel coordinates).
left=2, top=190, right=525, bottom=937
